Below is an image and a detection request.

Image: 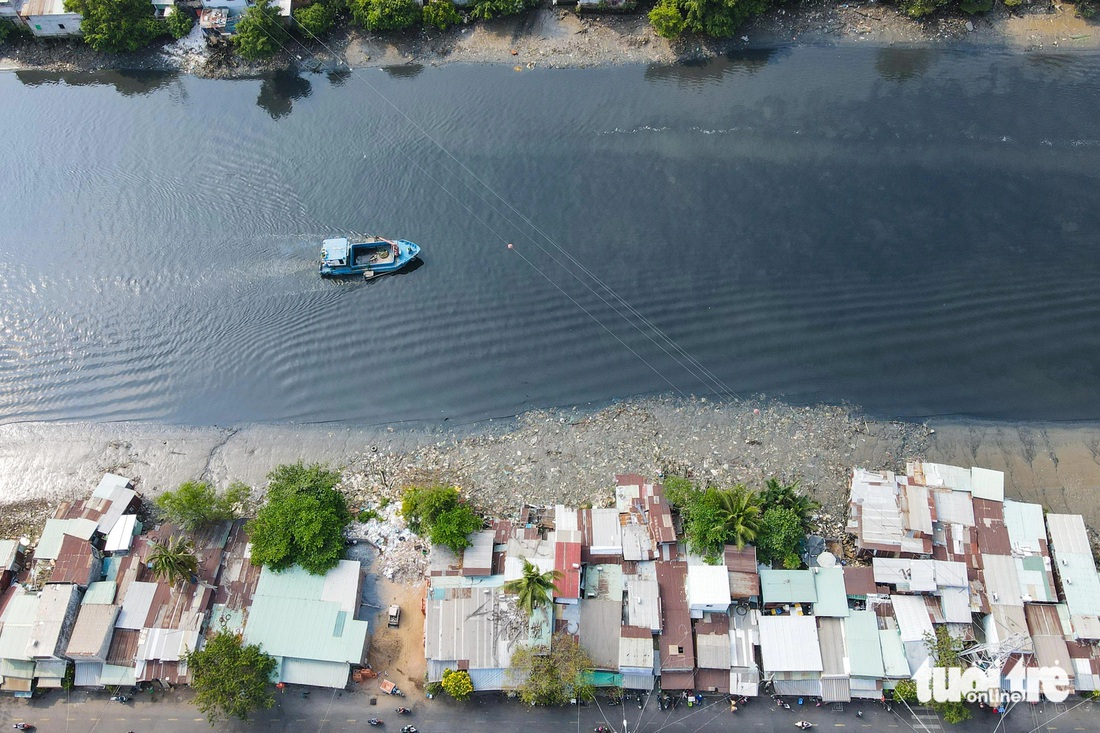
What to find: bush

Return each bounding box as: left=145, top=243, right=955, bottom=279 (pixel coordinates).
left=755, top=506, right=803, bottom=567
left=155, top=480, right=249, bottom=532
left=166, top=7, right=194, bottom=39
left=441, top=668, right=474, bottom=700
left=351, top=0, right=421, bottom=31
left=892, top=679, right=918, bottom=703
left=422, top=0, right=462, bottom=29
left=468, top=0, right=529, bottom=20
left=294, top=1, right=336, bottom=36
left=401, top=485, right=483, bottom=553
left=234, top=0, right=287, bottom=60
left=648, top=0, right=686, bottom=38
left=662, top=475, right=700, bottom=511
left=647, top=0, right=770, bottom=39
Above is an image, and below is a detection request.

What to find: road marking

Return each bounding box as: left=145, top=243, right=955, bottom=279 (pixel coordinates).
left=835, top=725, right=845, bottom=728
left=166, top=717, right=178, bottom=721
left=194, top=717, right=204, bottom=721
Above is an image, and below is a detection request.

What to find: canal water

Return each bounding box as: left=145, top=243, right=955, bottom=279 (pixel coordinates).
left=2, top=47, right=1100, bottom=425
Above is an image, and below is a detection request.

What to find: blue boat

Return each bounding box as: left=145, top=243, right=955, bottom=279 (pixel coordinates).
left=319, top=236, right=421, bottom=278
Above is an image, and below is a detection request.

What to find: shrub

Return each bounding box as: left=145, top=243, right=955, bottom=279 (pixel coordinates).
left=422, top=0, right=462, bottom=29
left=65, top=0, right=167, bottom=52
left=441, top=668, right=474, bottom=700
left=351, top=0, right=421, bottom=31
left=647, top=0, right=770, bottom=39
left=468, top=0, right=529, bottom=20
left=755, top=506, right=803, bottom=567
left=892, top=679, right=918, bottom=702
left=294, top=1, right=336, bottom=36
left=401, top=485, right=483, bottom=553
left=155, top=480, right=249, bottom=532
left=166, top=7, right=194, bottom=39
left=234, top=0, right=287, bottom=60
left=648, top=0, right=686, bottom=38
left=661, top=475, right=700, bottom=511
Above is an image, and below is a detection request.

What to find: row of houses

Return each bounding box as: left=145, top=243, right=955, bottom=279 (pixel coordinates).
left=0, top=0, right=291, bottom=39
left=423, top=464, right=1100, bottom=702
left=0, top=474, right=370, bottom=697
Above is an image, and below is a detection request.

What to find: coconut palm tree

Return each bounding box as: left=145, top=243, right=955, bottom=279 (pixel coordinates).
left=716, top=487, right=761, bottom=549
left=148, top=536, right=198, bottom=586
left=503, top=559, right=562, bottom=616
left=761, top=478, right=819, bottom=533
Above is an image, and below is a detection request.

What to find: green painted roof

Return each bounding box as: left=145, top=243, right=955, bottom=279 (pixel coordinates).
left=878, top=629, right=909, bottom=678
left=760, top=569, right=817, bottom=605
left=82, top=581, right=117, bottom=605
left=845, top=611, right=884, bottom=678
left=279, top=657, right=352, bottom=688
left=35, top=518, right=98, bottom=561
left=0, top=659, right=35, bottom=678
left=99, top=664, right=137, bottom=686
left=812, top=568, right=850, bottom=617
left=243, top=562, right=369, bottom=669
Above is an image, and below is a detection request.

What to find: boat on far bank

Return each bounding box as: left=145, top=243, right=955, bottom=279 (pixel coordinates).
left=319, top=236, right=421, bottom=278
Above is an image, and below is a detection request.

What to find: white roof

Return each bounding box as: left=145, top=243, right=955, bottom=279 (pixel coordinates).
left=136, top=627, right=200, bottom=662
left=104, top=515, right=138, bottom=554
left=618, top=634, right=654, bottom=670
left=1048, top=514, right=1092, bottom=554
left=687, top=564, right=731, bottom=609
left=983, top=555, right=1024, bottom=606
left=940, top=587, right=972, bottom=623
left=320, top=560, right=361, bottom=613
left=758, top=615, right=823, bottom=673
left=696, top=632, right=731, bottom=669
left=873, top=558, right=935, bottom=592
left=28, top=584, right=79, bottom=658
left=115, top=582, right=158, bottom=630
left=903, top=484, right=933, bottom=534
left=1003, top=500, right=1047, bottom=555
left=625, top=568, right=661, bottom=632
left=96, top=487, right=137, bottom=535
left=915, top=462, right=973, bottom=492
left=590, top=508, right=622, bottom=555
left=933, top=490, right=974, bottom=527
left=933, top=561, right=968, bottom=589
left=890, top=595, right=933, bottom=643
left=970, top=467, right=1005, bottom=501
left=93, top=473, right=132, bottom=500
left=848, top=469, right=905, bottom=550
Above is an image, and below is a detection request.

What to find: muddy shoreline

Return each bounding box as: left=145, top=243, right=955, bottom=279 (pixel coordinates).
left=3, top=397, right=1100, bottom=544
left=1, top=2, right=1098, bottom=79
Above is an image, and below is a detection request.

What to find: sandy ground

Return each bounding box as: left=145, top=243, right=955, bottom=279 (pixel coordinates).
left=365, top=577, right=428, bottom=702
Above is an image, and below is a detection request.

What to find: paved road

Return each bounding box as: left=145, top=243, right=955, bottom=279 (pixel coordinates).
left=2, top=687, right=1097, bottom=733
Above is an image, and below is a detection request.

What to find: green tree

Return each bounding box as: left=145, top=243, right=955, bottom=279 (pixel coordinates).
left=64, top=0, right=167, bottom=53
left=422, top=0, right=461, bottom=29
left=247, top=462, right=351, bottom=575
left=186, top=630, right=277, bottom=723
left=293, top=1, right=336, bottom=36
left=661, top=475, right=700, bottom=512
left=892, top=678, right=918, bottom=702
left=467, top=0, right=528, bottom=20
left=148, top=536, right=199, bottom=585
left=683, top=486, right=760, bottom=561
left=401, top=485, right=483, bottom=553
left=0, top=19, right=15, bottom=43
left=511, top=632, right=594, bottom=706
left=234, top=0, right=287, bottom=60
left=760, top=478, right=819, bottom=533
left=921, top=626, right=973, bottom=724
left=441, top=668, right=474, bottom=700
left=503, top=558, right=562, bottom=616
left=647, top=0, right=769, bottom=39
left=350, top=0, right=420, bottom=31
left=155, top=480, right=249, bottom=532
left=755, top=506, right=803, bottom=567
left=166, top=7, right=194, bottom=39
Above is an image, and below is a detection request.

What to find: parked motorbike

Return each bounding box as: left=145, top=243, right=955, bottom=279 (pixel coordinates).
left=110, top=695, right=129, bottom=703
left=400, top=726, right=419, bottom=733
left=396, top=707, right=411, bottom=714
left=594, top=726, right=612, bottom=733
left=368, top=719, right=383, bottom=726
left=795, top=722, right=814, bottom=730
left=12, top=724, right=35, bottom=731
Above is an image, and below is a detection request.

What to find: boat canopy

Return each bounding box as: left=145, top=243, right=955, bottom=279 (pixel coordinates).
left=321, top=238, right=350, bottom=264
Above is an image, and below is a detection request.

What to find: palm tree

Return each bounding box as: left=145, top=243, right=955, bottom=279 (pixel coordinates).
left=148, top=536, right=198, bottom=586
left=503, top=559, right=562, bottom=616
left=762, top=478, right=819, bottom=533
left=716, top=487, right=761, bottom=549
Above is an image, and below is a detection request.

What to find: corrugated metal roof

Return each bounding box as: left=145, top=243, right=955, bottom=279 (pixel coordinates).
left=971, top=467, right=1004, bottom=501
left=619, top=629, right=654, bottom=670
left=913, top=461, right=972, bottom=492
left=759, top=569, right=817, bottom=605
left=1058, top=554, right=1100, bottom=617
left=73, top=660, right=103, bottom=687
left=96, top=487, right=137, bottom=535
left=0, top=540, right=21, bottom=571
left=904, top=485, right=933, bottom=534
left=695, top=632, right=730, bottom=669
left=821, top=676, right=851, bottom=703
left=656, top=561, right=693, bottom=672
left=1048, top=514, right=1092, bottom=554
left=845, top=611, right=884, bottom=679
left=774, top=677, right=822, bottom=696
left=623, top=673, right=655, bottom=690
left=426, top=588, right=511, bottom=671
left=940, top=587, right=972, bottom=623
left=986, top=604, right=1029, bottom=644
left=66, top=604, right=118, bottom=659
left=462, top=531, right=495, bottom=577
left=93, top=473, right=132, bottom=500
left=579, top=599, right=622, bottom=670
left=554, top=541, right=582, bottom=599
left=1016, top=556, right=1056, bottom=603
left=728, top=609, right=758, bottom=668
left=890, top=595, right=933, bottom=643
left=687, top=564, right=731, bottom=610
left=83, top=581, right=117, bottom=605
left=279, top=657, right=350, bottom=688
left=319, top=560, right=361, bottom=613
left=244, top=564, right=369, bottom=669
left=116, top=582, right=158, bottom=630
left=812, top=568, right=849, bottom=618
left=104, top=515, right=138, bottom=554
left=933, top=561, right=968, bottom=588
left=1004, top=500, right=1047, bottom=554
left=878, top=629, right=909, bottom=678
left=99, top=663, right=136, bottom=686
left=29, top=584, right=79, bottom=657
left=933, top=490, right=974, bottom=527
left=468, top=667, right=508, bottom=690
left=758, top=616, right=822, bottom=673
left=0, top=659, right=35, bottom=678
left=817, top=617, right=847, bottom=675
left=843, top=567, right=876, bottom=598
left=624, top=567, right=660, bottom=632
left=983, top=555, right=1024, bottom=606
left=591, top=509, right=622, bottom=555
left=35, top=518, right=98, bottom=561
left=0, top=623, right=33, bottom=663
left=34, top=659, right=68, bottom=679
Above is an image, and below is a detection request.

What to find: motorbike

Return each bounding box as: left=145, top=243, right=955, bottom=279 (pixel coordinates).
left=368, top=719, right=384, bottom=726
left=594, top=726, right=612, bottom=733
left=110, top=695, right=129, bottom=703
left=795, top=722, right=814, bottom=730
left=400, top=727, right=419, bottom=733
left=12, top=725, right=35, bottom=731
left=396, top=707, right=411, bottom=714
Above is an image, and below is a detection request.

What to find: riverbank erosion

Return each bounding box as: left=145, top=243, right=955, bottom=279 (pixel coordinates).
left=4, top=397, right=1100, bottom=541
left=1, top=1, right=1098, bottom=78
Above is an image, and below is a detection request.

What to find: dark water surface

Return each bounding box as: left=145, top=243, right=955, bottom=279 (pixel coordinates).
left=3, top=48, right=1100, bottom=425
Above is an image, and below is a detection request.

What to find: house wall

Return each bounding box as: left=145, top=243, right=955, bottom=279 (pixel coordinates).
left=200, top=0, right=246, bottom=10
left=24, top=12, right=82, bottom=36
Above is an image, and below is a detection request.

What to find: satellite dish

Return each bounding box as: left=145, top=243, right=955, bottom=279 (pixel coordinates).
left=817, top=552, right=837, bottom=568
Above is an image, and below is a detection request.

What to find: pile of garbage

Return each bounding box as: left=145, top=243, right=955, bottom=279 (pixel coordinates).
left=345, top=500, right=429, bottom=584
left=161, top=24, right=209, bottom=75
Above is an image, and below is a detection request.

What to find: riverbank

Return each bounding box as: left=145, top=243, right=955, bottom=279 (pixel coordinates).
left=3, top=396, right=1100, bottom=544
left=1, top=1, right=1097, bottom=78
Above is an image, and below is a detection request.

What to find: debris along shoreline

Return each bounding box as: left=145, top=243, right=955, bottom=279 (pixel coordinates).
left=2, top=2, right=1099, bottom=80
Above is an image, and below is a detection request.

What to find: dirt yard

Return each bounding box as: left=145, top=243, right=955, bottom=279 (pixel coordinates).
left=363, top=577, right=429, bottom=703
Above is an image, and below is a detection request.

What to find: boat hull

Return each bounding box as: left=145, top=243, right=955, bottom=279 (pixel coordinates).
left=319, top=239, right=421, bottom=278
